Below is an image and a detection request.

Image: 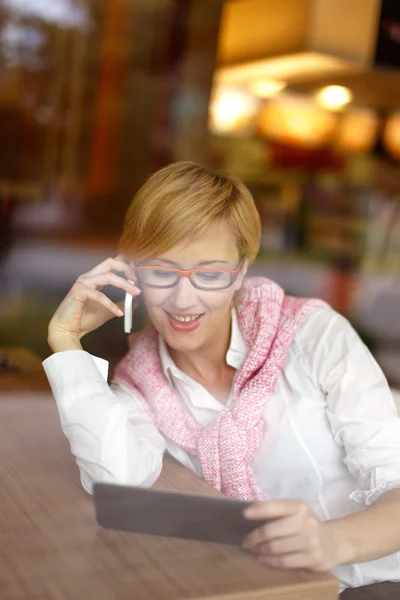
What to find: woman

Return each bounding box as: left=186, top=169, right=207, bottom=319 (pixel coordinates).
left=44, top=162, right=400, bottom=594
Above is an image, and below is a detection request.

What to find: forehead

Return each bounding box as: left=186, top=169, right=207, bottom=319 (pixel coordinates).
left=158, top=220, right=239, bottom=264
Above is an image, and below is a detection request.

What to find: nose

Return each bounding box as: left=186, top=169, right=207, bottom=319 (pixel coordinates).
left=169, top=275, right=198, bottom=310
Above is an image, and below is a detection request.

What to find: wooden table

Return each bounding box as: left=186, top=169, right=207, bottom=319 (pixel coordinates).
left=0, top=346, right=49, bottom=392
left=0, top=390, right=339, bottom=600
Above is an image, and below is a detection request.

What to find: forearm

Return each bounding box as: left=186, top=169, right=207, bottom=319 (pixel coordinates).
left=66, top=397, right=165, bottom=493
left=43, top=351, right=166, bottom=492
left=328, top=488, right=400, bottom=565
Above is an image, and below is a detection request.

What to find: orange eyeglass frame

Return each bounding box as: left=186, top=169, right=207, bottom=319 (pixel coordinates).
left=134, top=260, right=245, bottom=289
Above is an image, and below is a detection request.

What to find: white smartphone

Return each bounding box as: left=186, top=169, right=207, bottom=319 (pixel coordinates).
left=124, top=292, right=133, bottom=334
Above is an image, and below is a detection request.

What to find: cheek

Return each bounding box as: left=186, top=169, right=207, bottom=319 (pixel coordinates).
left=200, top=289, right=235, bottom=312
left=141, top=288, right=171, bottom=310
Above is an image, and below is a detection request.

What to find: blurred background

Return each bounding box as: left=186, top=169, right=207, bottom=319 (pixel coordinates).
left=1, top=0, right=400, bottom=386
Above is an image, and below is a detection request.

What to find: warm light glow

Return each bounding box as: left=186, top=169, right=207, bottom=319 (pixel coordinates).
left=335, top=108, right=379, bottom=153
left=215, top=52, right=360, bottom=87
left=249, top=79, right=286, bottom=98
left=315, top=85, right=352, bottom=110
left=259, top=95, right=337, bottom=148
left=209, top=87, right=259, bottom=133
left=383, top=112, right=400, bottom=161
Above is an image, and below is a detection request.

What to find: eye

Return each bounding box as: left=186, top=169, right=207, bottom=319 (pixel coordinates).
left=196, top=270, right=224, bottom=281
left=151, top=269, right=175, bottom=278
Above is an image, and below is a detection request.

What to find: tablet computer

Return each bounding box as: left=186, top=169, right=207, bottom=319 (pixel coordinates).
left=93, top=483, right=265, bottom=546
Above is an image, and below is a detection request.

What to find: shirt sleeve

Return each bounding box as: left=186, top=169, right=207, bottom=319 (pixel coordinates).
left=42, top=350, right=166, bottom=494
left=299, top=307, right=400, bottom=506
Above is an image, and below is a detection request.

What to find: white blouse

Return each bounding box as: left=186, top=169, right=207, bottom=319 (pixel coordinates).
left=43, top=306, right=400, bottom=590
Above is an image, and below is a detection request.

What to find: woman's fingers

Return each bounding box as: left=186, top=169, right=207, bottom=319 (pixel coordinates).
left=74, top=286, right=124, bottom=317
left=258, top=551, right=314, bottom=570
left=85, top=256, right=136, bottom=281
left=243, top=514, right=301, bottom=550
left=77, top=272, right=141, bottom=296
left=250, top=533, right=307, bottom=557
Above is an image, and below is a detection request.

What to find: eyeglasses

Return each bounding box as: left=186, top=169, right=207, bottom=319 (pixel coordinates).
left=134, top=260, right=244, bottom=290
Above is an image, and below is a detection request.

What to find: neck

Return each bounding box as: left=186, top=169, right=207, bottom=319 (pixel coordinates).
left=167, top=309, right=232, bottom=381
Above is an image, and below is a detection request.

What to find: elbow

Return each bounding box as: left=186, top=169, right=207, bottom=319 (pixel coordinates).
left=135, top=447, right=164, bottom=487
left=77, top=446, right=165, bottom=493
left=80, top=472, right=95, bottom=495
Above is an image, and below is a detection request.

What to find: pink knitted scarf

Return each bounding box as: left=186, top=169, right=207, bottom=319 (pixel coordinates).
left=114, top=277, right=327, bottom=501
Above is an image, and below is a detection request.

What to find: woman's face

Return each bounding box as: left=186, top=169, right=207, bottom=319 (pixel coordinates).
left=137, top=220, right=247, bottom=354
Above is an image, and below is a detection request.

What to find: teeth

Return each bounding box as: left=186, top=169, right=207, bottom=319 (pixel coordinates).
left=170, top=314, right=200, bottom=323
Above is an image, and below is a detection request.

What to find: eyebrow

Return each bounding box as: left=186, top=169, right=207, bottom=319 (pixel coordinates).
left=153, top=259, right=230, bottom=267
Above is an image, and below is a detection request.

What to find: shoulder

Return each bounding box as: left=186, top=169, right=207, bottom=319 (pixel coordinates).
left=291, top=305, right=364, bottom=379
left=295, top=305, right=358, bottom=350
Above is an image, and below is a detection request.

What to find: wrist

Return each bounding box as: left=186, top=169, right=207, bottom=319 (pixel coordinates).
left=323, top=518, right=357, bottom=566
left=48, top=330, right=83, bottom=353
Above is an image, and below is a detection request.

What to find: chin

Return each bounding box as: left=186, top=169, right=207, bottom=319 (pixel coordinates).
left=147, top=310, right=204, bottom=348
left=163, top=329, right=205, bottom=353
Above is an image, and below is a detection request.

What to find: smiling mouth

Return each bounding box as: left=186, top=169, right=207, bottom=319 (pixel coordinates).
left=166, top=312, right=204, bottom=323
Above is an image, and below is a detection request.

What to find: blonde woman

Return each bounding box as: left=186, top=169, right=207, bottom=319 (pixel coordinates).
left=44, top=162, right=400, bottom=595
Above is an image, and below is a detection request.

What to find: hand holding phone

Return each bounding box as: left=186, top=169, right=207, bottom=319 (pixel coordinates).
left=48, top=256, right=140, bottom=352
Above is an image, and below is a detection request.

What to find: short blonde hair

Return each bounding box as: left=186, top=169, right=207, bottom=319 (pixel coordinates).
left=119, top=161, right=261, bottom=262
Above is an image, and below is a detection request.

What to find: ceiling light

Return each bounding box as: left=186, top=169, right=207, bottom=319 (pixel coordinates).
left=249, top=79, right=286, bottom=98
left=383, top=112, right=400, bottom=161
left=315, top=85, right=352, bottom=111
left=209, top=87, right=259, bottom=134
left=335, top=108, right=379, bottom=154
left=259, top=94, right=337, bottom=148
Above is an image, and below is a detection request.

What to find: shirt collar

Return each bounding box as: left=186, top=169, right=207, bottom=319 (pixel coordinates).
left=158, top=307, right=247, bottom=383
left=226, top=306, right=247, bottom=370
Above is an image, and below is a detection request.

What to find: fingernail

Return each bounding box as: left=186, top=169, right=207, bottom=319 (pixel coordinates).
left=117, top=308, right=124, bottom=316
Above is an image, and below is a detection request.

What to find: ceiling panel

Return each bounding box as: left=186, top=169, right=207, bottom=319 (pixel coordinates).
left=217, top=0, right=312, bottom=65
